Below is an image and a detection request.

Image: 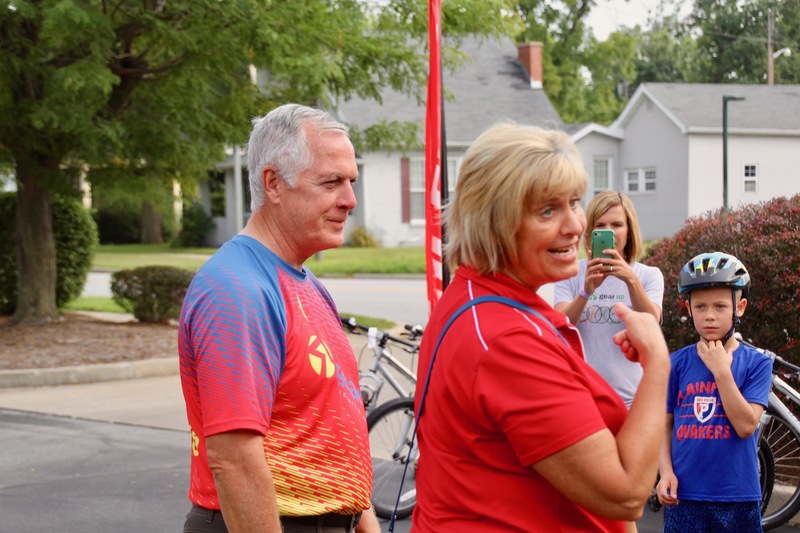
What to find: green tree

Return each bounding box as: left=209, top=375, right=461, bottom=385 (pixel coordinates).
left=584, top=31, right=638, bottom=124
left=628, top=16, right=708, bottom=91
left=627, top=0, right=800, bottom=87
left=514, top=0, right=595, bottom=123
left=514, top=0, right=640, bottom=124
left=772, top=0, right=800, bottom=83
left=690, top=0, right=773, bottom=83
left=0, top=0, right=517, bottom=324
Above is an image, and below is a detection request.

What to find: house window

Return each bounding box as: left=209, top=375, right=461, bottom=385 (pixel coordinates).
left=644, top=169, right=656, bottom=192
left=406, top=156, right=459, bottom=223
left=625, top=167, right=656, bottom=194
left=743, top=163, right=758, bottom=193
left=409, top=159, right=425, bottom=220
left=593, top=158, right=612, bottom=195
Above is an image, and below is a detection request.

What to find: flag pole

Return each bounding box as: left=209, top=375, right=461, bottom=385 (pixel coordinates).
left=439, top=43, right=450, bottom=292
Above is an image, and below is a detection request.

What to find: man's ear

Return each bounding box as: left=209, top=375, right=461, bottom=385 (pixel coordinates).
left=263, top=166, right=283, bottom=204
left=684, top=299, right=692, bottom=318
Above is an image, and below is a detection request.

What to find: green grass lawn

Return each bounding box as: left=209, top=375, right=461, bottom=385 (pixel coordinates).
left=81, top=240, right=655, bottom=318
left=93, top=239, right=657, bottom=277
left=93, top=243, right=217, bottom=271
left=82, top=244, right=425, bottom=323
left=94, top=243, right=427, bottom=275
left=64, top=297, right=126, bottom=314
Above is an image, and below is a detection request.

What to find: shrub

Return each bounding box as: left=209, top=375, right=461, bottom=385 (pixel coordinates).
left=348, top=226, right=379, bottom=248
left=643, top=194, right=800, bottom=363
left=172, top=201, right=215, bottom=248
left=94, top=201, right=141, bottom=244
left=111, top=265, right=195, bottom=323
left=0, top=193, right=98, bottom=313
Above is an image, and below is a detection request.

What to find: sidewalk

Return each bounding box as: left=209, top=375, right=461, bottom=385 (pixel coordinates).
left=0, top=325, right=372, bottom=431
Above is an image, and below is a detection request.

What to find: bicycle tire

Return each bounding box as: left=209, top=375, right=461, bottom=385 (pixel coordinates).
left=759, top=436, right=775, bottom=516
left=761, top=411, right=800, bottom=530
left=366, top=397, right=417, bottom=520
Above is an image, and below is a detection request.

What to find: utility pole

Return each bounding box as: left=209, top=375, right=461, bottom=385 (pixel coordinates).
left=723, top=96, right=745, bottom=212
left=768, top=9, right=775, bottom=85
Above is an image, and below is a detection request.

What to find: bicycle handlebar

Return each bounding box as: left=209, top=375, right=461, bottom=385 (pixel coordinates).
left=738, top=338, right=800, bottom=376
left=340, top=316, right=422, bottom=351
left=404, top=323, right=424, bottom=340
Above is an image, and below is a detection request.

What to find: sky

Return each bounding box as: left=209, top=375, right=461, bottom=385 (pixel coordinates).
left=586, top=0, right=693, bottom=41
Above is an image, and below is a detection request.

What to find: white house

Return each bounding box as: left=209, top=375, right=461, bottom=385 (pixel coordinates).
left=574, top=83, right=800, bottom=240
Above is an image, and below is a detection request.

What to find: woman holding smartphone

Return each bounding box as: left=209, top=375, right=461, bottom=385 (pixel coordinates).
left=554, top=191, right=664, bottom=409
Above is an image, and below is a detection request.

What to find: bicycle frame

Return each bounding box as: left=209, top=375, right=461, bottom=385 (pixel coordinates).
left=763, top=381, right=800, bottom=432
left=756, top=353, right=800, bottom=445
left=341, top=317, right=420, bottom=413
left=361, top=342, right=417, bottom=401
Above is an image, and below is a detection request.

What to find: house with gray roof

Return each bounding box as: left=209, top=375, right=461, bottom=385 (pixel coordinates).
left=574, top=83, right=800, bottom=240
left=205, top=54, right=800, bottom=247
left=333, top=35, right=564, bottom=247
left=205, top=35, right=562, bottom=247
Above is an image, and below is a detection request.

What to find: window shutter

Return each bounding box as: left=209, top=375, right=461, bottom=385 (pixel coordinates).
left=401, top=157, right=410, bottom=223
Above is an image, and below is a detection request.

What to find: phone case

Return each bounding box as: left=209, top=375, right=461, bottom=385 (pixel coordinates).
left=591, top=229, right=615, bottom=259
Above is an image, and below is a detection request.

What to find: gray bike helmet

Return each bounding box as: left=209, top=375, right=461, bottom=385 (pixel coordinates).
left=678, top=252, right=750, bottom=343
left=678, top=252, right=750, bottom=298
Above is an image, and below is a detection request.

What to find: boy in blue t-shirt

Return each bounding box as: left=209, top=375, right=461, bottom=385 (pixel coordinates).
left=657, top=252, right=772, bottom=532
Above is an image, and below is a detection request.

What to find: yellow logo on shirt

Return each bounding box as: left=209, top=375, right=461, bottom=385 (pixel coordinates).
left=308, top=335, right=335, bottom=378
left=190, top=429, right=200, bottom=456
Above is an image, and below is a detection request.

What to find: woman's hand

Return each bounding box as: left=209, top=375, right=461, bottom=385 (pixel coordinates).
left=612, top=303, right=669, bottom=369
left=585, top=249, right=634, bottom=292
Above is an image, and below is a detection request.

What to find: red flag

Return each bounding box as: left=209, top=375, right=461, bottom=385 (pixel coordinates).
left=425, top=0, right=443, bottom=315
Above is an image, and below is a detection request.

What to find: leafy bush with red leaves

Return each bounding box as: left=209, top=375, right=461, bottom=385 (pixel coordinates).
left=643, top=194, right=800, bottom=363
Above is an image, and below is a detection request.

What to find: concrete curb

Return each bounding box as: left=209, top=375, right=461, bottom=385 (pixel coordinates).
left=0, top=357, right=179, bottom=389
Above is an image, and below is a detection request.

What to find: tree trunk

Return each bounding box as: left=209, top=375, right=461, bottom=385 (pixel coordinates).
left=14, top=163, right=59, bottom=324
left=141, top=201, right=163, bottom=244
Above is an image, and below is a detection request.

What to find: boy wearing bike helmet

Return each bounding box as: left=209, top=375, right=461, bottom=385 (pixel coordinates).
left=656, top=252, right=772, bottom=532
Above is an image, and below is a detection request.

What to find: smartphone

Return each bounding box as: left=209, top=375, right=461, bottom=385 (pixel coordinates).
left=591, top=229, right=615, bottom=259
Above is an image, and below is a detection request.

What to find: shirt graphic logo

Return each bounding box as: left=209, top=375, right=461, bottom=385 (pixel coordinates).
left=694, top=396, right=716, bottom=423
left=308, top=335, right=335, bottom=378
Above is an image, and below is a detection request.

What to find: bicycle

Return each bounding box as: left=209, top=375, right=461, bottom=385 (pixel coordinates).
left=340, top=316, right=422, bottom=413
left=746, top=339, right=800, bottom=530
left=340, top=316, right=422, bottom=519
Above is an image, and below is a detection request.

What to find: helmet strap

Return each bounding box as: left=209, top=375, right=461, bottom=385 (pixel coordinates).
left=721, top=288, right=740, bottom=345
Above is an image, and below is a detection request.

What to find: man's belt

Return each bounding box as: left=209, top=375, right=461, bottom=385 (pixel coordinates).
left=281, top=511, right=362, bottom=529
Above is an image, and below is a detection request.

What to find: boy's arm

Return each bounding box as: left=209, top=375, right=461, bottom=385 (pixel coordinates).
left=698, top=340, right=763, bottom=437
left=717, top=384, right=764, bottom=438
left=656, top=414, right=679, bottom=506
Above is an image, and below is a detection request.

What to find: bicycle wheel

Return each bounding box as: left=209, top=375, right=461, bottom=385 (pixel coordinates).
left=761, top=411, right=800, bottom=530
left=366, top=397, right=417, bottom=519
left=760, top=436, right=775, bottom=516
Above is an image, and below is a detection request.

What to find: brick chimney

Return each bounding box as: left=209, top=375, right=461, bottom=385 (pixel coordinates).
left=517, top=42, right=543, bottom=89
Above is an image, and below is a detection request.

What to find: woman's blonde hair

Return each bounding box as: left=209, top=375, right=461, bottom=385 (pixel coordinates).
left=583, top=191, right=643, bottom=263
left=444, top=123, right=587, bottom=274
